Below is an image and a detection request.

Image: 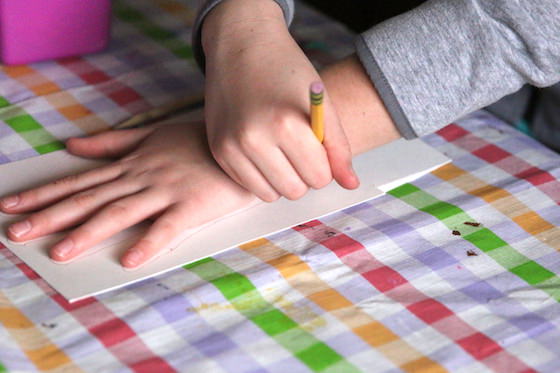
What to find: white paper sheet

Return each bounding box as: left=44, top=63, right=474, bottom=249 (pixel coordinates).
left=0, top=139, right=449, bottom=302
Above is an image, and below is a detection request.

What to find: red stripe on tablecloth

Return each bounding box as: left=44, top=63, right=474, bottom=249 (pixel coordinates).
left=57, top=56, right=151, bottom=115
left=436, top=123, right=469, bottom=142
left=293, top=221, right=535, bottom=372
left=2, top=245, right=175, bottom=373
left=437, top=124, right=560, bottom=204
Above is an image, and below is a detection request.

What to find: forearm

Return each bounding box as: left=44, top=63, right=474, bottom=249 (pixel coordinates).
left=202, top=0, right=286, bottom=54
left=321, top=55, right=401, bottom=156
left=193, top=0, right=294, bottom=70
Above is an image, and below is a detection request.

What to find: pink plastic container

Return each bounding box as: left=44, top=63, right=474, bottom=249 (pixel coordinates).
left=0, top=0, right=111, bottom=65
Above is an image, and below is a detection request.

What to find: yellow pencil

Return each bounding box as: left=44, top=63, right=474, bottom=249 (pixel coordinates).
left=310, top=81, right=324, bottom=143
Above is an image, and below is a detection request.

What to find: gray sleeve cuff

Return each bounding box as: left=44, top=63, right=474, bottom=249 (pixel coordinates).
left=355, top=36, right=417, bottom=139
left=354, top=0, right=560, bottom=137
left=192, top=0, right=294, bottom=73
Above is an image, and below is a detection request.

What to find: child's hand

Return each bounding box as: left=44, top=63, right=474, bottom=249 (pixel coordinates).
left=202, top=0, right=359, bottom=202
left=0, top=121, right=255, bottom=268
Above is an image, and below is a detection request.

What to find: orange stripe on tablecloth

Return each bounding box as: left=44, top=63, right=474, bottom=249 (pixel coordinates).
left=437, top=123, right=560, bottom=204
left=2, top=65, right=35, bottom=78
left=294, top=220, right=535, bottom=372
left=44, top=91, right=111, bottom=134
left=1, top=66, right=111, bottom=134
left=3, top=66, right=61, bottom=97
left=1, top=246, right=175, bottom=373
left=239, top=238, right=447, bottom=373
left=0, top=291, right=81, bottom=372
left=433, top=163, right=560, bottom=247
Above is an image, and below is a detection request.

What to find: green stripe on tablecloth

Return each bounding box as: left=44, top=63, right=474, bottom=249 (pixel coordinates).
left=113, top=1, right=193, bottom=59
left=0, top=96, right=9, bottom=108
left=185, top=258, right=360, bottom=373
left=4, top=115, right=64, bottom=154
left=388, top=183, right=560, bottom=301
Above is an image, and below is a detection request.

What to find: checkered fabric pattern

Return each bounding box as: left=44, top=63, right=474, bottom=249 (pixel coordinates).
left=2, top=110, right=559, bottom=372
left=0, top=0, right=353, bottom=163
left=1, top=0, right=560, bottom=371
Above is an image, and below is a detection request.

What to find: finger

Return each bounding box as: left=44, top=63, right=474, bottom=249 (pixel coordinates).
left=120, top=205, right=188, bottom=268
left=250, top=147, right=308, bottom=200
left=49, top=189, right=169, bottom=262
left=322, top=101, right=360, bottom=189
left=66, top=127, right=154, bottom=159
left=279, top=129, right=332, bottom=189
left=7, top=179, right=144, bottom=242
left=218, top=154, right=280, bottom=202
left=0, top=163, right=123, bottom=214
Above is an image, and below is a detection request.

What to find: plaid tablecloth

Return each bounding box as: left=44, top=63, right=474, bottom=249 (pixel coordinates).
left=1, top=1, right=560, bottom=373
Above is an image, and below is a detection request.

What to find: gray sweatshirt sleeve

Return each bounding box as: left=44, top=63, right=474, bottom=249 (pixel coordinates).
left=356, top=0, right=560, bottom=139
left=191, top=0, right=295, bottom=71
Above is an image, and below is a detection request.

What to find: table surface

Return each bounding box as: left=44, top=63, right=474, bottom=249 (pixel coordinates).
left=1, top=1, right=559, bottom=372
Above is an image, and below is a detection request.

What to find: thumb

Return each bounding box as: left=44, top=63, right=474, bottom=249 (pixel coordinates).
left=66, top=127, right=153, bottom=158
left=322, top=100, right=360, bottom=190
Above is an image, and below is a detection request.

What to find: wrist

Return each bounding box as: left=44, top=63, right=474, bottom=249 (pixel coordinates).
left=202, top=0, right=287, bottom=59
left=321, top=55, right=401, bottom=155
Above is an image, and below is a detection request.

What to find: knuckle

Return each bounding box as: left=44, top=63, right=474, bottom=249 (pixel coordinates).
left=53, top=174, right=79, bottom=188
left=259, top=190, right=280, bottom=203
left=154, top=169, right=182, bottom=186
left=14, top=191, right=34, bottom=208
left=211, top=138, right=236, bottom=160
left=71, top=192, right=96, bottom=209
left=275, top=117, right=298, bottom=138
left=311, top=169, right=332, bottom=189
left=104, top=203, right=129, bottom=219
left=238, top=132, right=260, bottom=153
left=28, top=213, right=52, bottom=233
left=70, top=228, right=94, bottom=247
left=157, top=219, right=177, bottom=236
left=284, top=183, right=307, bottom=201
left=134, top=238, right=156, bottom=251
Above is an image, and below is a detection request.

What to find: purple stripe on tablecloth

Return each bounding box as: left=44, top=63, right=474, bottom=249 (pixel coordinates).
left=509, top=314, right=556, bottom=339
left=324, top=274, right=380, bottom=306
left=324, top=330, right=372, bottom=357
left=414, top=247, right=458, bottom=271
left=0, top=123, right=16, bottom=136
left=151, top=292, right=193, bottom=325
left=264, top=357, right=310, bottom=373
left=460, top=281, right=504, bottom=305
left=381, top=309, right=429, bottom=337
left=56, top=76, right=89, bottom=90
left=429, top=343, right=476, bottom=371
left=193, top=332, right=237, bottom=356
left=8, top=149, right=38, bottom=162
left=536, top=206, right=560, bottom=229
left=0, top=265, right=30, bottom=287
left=81, top=97, right=120, bottom=114
left=130, top=279, right=266, bottom=373
left=32, top=111, right=67, bottom=127
left=0, top=153, right=12, bottom=164
left=486, top=221, right=533, bottom=244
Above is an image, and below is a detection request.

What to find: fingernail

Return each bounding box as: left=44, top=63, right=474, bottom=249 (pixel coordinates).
left=9, top=220, right=31, bottom=238
left=1, top=195, right=19, bottom=209
left=52, top=239, right=74, bottom=259
left=122, top=248, right=144, bottom=267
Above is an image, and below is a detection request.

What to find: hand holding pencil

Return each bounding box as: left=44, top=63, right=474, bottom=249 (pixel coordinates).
left=203, top=8, right=358, bottom=202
